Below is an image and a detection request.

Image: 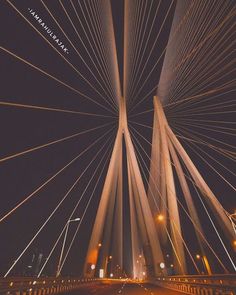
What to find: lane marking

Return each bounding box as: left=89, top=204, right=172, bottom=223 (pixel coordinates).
left=117, top=278, right=128, bottom=294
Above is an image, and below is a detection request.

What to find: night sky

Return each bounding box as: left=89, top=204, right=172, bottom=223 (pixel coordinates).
left=0, top=0, right=235, bottom=277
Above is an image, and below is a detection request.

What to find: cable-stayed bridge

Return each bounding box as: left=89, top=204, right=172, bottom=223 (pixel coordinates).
left=0, top=0, right=235, bottom=294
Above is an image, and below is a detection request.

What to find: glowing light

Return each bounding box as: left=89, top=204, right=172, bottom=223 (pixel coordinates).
left=98, top=243, right=102, bottom=247
left=91, top=264, right=95, bottom=270
left=73, top=218, right=80, bottom=222
left=196, top=254, right=201, bottom=260
left=157, top=214, right=164, bottom=222
left=109, top=255, right=112, bottom=259
left=99, top=269, right=104, bottom=278
left=110, top=273, right=114, bottom=278
left=160, top=262, right=165, bottom=269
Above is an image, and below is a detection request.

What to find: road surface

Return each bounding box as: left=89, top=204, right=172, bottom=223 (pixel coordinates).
left=62, top=280, right=183, bottom=294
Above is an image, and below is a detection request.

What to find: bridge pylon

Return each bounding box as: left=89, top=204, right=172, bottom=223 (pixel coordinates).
left=83, top=96, right=165, bottom=279
left=83, top=95, right=235, bottom=278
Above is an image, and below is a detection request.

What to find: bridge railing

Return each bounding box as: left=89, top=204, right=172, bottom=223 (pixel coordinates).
left=0, top=276, right=99, bottom=295
left=153, top=274, right=236, bottom=295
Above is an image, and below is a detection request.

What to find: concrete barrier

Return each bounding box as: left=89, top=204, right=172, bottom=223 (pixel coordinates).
left=152, top=274, right=236, bottom=295
left=0, top=277, right=99, bottom=295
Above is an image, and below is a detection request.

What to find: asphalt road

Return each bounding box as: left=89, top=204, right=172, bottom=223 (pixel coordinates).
left=62, top=280, right=184, bottom=295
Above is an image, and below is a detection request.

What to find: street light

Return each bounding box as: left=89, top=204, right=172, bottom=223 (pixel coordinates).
left=195, top=254, right=211, bottom=275
left=91, top=264, right=96, bottom=270
left=160, top=262, right=165, bottom=269
left=227, top=211, right=236, bottom=236
left=196, top=254, right=205, bottom=274
left=228, top=213, right=236, bottom=248
left=105, top=256, right=113, bottom=278
left=157, top=214, right=165, bottom=222
left=56, top=217, right=80, bottom=277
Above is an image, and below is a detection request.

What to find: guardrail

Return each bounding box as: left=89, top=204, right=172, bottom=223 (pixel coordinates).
left=1, top=275, right=236, bottom=295
left=0, top=277, right=99, bottom=295
left=153, top=274, right=236, bottom=295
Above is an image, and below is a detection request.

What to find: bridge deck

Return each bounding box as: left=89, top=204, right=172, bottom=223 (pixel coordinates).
left=1, top=276, right=235, bottom=295
left=60, top=280, right=182, bottom=295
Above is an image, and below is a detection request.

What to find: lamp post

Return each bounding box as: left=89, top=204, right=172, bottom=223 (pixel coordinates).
left=156, top=214, right=172, bottom=275
left=196, top=254, right=211, bottom=275
left=226, top=211, right=236, bottom=249
left=105, top=255, right=112, bottom=278
left=56, top=218, right=80, bottom=277
left=159, top=262, right=166, bottom=276
left=228, top=212, right=236, bottom=235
